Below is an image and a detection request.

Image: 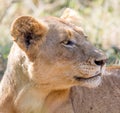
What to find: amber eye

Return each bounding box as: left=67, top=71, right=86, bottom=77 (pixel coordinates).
left=84, top=35, right=88, bottom=39
left=61, top=40, right=76, bottom=48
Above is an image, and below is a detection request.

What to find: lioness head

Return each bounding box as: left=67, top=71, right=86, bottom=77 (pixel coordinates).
left=10, top=15, right=107, bottom=90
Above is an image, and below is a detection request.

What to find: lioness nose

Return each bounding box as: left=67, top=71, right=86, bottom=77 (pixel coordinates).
left=94, top=59, right=106, bottom=66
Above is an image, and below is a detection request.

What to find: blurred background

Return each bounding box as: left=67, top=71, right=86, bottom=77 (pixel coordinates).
left=0, top=0, right=120, bottom=78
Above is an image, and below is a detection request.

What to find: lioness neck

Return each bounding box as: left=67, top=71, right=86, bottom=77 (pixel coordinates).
left=0, top=44, right=71, bottom=113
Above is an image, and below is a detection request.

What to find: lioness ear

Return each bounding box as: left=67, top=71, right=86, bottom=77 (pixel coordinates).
left=11, top=16, right=48, bottom=61
left=61, top=8, right=81, bottom=26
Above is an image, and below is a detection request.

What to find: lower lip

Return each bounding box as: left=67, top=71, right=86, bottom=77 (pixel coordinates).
left=74, top=73, right=101, bottom=81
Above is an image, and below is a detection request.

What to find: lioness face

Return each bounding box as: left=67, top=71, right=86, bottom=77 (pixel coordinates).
left=11, top=16, right=107, bottom=90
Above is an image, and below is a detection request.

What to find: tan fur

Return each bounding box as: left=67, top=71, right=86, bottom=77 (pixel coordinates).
left=71, top=66, right=120, bottom=113
left=0, top=13, right=107, bottom=113
left=61, top=8, right=82, bottom=26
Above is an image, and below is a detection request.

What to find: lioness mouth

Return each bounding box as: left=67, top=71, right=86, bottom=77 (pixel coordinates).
left=74, top=73, right=101, bottom=81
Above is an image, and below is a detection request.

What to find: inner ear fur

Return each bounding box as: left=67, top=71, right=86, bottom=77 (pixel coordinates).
left=11, top=16, right=48, bottom=61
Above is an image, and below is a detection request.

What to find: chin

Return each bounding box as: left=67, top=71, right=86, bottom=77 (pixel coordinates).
left=81, top=76, right=102, bottom=88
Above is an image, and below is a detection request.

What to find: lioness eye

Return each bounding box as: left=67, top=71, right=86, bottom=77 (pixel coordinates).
left=61, top=40, right=75, bottom=48
left=84, top=35, right=88, bottom=39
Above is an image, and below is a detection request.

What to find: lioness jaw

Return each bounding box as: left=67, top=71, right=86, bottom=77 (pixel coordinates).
left=71, top=66, right=120, bottom=113
left=0, top=9, right=108, bottom=113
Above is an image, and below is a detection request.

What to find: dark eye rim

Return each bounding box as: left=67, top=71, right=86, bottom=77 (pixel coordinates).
left=61, top=40, right=76, bottom=48
left=84, top=35, right=88, bottom=39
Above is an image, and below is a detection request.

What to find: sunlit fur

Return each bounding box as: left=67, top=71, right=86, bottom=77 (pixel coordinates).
left=0, top=14, right=106, bottom=113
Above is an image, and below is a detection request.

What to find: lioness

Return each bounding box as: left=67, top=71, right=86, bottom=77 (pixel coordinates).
left=71, top=66, right=120, bottom=113
left=0, top=14, right=107, bottom=113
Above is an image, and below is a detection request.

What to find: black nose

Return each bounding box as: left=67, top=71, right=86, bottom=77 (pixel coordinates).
left=94, top=59, right=106, bottom=66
